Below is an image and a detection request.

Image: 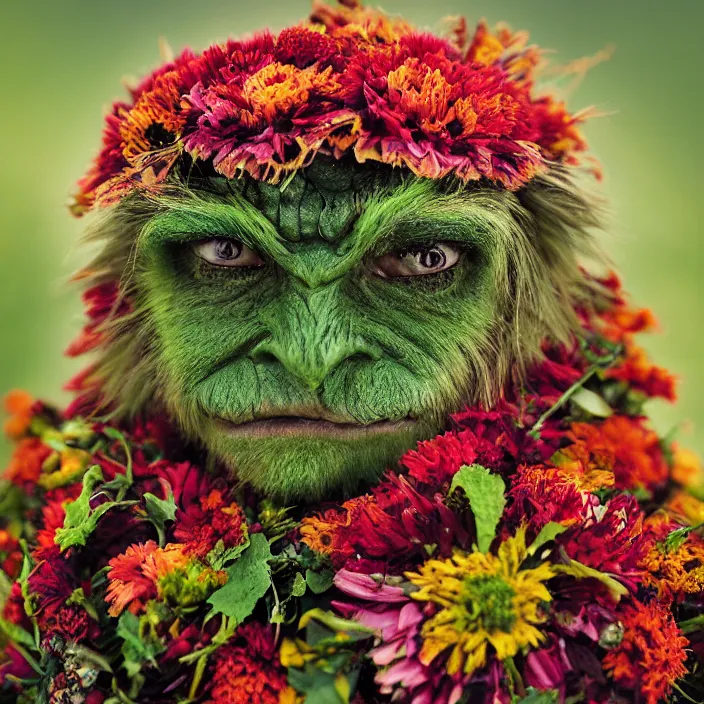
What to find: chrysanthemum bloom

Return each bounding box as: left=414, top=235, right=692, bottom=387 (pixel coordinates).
left=173, top=488, right=248, bottom=558
left=405, top=526, right=553, bottom=675
left=105, top=540, right=225, bottom=616
left=602, top=599, right=688, bottom=704
left=206, top=622, right=294, bottom=704
left=563, top=415, right=669, bottom=493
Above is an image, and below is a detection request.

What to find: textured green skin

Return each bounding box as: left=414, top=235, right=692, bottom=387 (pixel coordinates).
left=136, top=163, right=501, bottom=500
left=86, top=159, right=599, bottom=501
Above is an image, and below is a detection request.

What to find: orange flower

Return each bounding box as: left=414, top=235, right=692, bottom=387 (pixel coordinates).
left=105, top=541, right=190, bottom=617
left=599, top=305, right=658, bottom=343
left=640, top=514, right=704, bottom=600
left=5, top=437, right=52, bottom=490
left=299, top=509, right=348, bottom=556
left=566, top=416, right=669, bottom=493
left=607, top=344, right=677, bottom=401
left=666, top=490, right=704, bottom=527
left=551, top=445, right=615, bottom=493
left=603, top=599, right=688, bottom=704
left=671, top=446, right=704, bottom=491
left=3, top=390, right=35, bottom=439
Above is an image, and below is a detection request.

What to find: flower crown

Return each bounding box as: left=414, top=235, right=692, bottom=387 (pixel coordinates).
left=71, top=0, right=597, bottom=216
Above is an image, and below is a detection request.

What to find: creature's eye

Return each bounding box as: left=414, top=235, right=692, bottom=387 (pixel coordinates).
left=192, top=238, right=265, bottom=268
left=372, top=243, right=461, bottom=278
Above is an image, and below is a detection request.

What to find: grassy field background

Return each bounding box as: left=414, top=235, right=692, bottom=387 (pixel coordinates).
left=1, top=0, right=702, bottom=465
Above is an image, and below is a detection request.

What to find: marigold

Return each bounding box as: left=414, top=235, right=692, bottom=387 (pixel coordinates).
left=3, top=390, right=35, bottom=439
left=566, top=415, right=668, bottom=492
left=602, top=599, right=688, bottom=704
left=640, top=514, right=704, bottom=600
left=405, top=526, right=553, bottom=676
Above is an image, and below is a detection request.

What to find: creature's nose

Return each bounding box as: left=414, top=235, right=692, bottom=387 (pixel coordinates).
left=249, top=286, right=380, bottom=391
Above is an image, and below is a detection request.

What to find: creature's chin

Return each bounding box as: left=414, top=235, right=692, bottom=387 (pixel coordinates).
left=200, top=415, right=436, bottom=503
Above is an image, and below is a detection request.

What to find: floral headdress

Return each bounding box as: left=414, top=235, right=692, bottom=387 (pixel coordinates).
left=71, top=0, right=597, bottom=216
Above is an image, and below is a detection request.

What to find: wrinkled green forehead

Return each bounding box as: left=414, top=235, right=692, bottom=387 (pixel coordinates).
left=205, top=158, right=404, bottom=243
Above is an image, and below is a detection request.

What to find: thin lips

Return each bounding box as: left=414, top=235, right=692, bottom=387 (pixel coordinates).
left=213, top=415, right=414, bottom=439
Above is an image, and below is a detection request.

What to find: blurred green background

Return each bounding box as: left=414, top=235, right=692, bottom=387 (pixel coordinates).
left=1, top=0, right=702, bottom=466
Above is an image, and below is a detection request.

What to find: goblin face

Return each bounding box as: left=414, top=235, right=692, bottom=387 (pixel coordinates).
left=102, top=159, right=591, bottom=501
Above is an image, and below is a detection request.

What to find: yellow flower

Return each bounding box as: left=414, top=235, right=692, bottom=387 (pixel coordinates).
left=405, top=526, right=553, bottom=676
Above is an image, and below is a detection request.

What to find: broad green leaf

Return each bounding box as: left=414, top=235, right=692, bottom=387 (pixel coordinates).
left=527, top=522, right=568, bottom=557
left=207, top=533, right=272, bottom=623
left=305, top=568, right=334, bottom=595
left=554, top=558, right=628, bottom=602
left=287, top=665, right=348, bottom=704
left=571, top=388, right=613, bottom=418
left=450, top=464, right=506, bottom=553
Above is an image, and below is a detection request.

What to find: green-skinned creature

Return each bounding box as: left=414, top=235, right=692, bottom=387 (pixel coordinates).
left=82, top=157, right=599, bottom=501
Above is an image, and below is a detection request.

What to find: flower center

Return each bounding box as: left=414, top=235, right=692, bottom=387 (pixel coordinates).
left=462, top=574, right=516, bottom=632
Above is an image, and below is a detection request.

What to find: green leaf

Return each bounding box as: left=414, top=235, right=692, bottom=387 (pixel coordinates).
left=206, top=535, right=250, bottom=571
left=450, top=464, right=506, bottom=553
left=54, top=466, right=136, bottom=550
left=116, top=611, right=164, bottom=678
left=291, top=572, right=307, bottom=597
left=516, top=688, right=559, bottom=703
left=305, top=568, right=334, bottom=595
left=207, top=533, right=272, bottom=623
left=527, top=522, right=568, bottom=557
left=553, top=556, right=628, bottom=602
left=571, top=388, right=613, bottom=418
left=287, top=665, right=350, bottom=704
left=143, top=488, right=177, bottom=546
left=0, top=617, right=37, bottom=650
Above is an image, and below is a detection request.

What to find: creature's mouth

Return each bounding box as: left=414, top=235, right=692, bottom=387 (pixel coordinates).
left=213, top=415, right=415, bottom=439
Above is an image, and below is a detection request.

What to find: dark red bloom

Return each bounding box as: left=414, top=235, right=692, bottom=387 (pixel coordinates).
left=174, top=489, right=247, bottom=559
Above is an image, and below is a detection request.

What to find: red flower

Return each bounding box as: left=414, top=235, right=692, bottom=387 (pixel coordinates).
left=35, top=485, right=83, bottom=557
left=561, top=494, right=649, bottom=583
left=505, top=464, right=588, bottom=534
left=301, top=472, right=470, bottom=573
left=27, top=556, right=76, bottom=620
left=274, top=26, right=342, bottom=69
left=64, top=282, right=131, bottom=357
left=602, top=599, right=688, bottom=704
left=400, top=429, right=481, bottom=487
left=174, top=489, right=248, bottom=559
left=43, top=604, right=99, bottom=644
left=205, top=623, right=290, bottom=704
